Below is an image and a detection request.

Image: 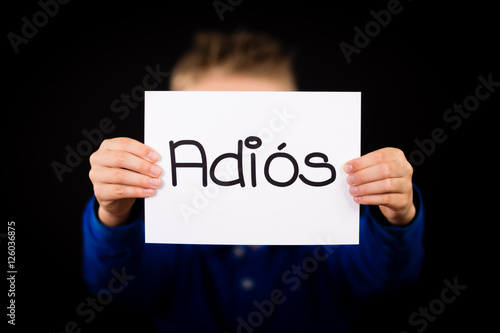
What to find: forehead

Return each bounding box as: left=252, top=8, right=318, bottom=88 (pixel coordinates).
left=183, top=70, right=295, bottom=91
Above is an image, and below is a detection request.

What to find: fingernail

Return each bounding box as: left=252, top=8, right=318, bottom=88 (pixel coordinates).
left=347, top=175, right=355, bottom=185
left=151, top=165, right=161, bottom=176
left=354, top=196, right=362, bottom=203
left=148, top=151, right=159, bottom=161
left=150, top=178, right=161, bottom=187
left=344, top=164, right=353, bottom=173
left=144, top=188, right=155, bottom=195
left=349, top=186, right=357, bottom=194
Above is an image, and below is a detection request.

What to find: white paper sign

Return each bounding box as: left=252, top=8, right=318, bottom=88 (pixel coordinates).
left=145, top=91, right=360, bottom=245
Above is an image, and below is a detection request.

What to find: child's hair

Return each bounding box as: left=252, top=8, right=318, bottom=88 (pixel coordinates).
left=169, top=30, right=297, bottom=90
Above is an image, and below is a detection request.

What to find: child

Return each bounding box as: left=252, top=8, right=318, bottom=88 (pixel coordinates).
left=84, top=30, right=423, bottom=332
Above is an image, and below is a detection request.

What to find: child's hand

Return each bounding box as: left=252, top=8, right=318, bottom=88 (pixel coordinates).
left=89, top=137, right=162, bottom=226
left=344, top=148, right=416, bottom=226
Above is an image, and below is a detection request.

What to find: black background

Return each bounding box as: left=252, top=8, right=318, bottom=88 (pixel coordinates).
left=3, top=0, right=498, bottom=332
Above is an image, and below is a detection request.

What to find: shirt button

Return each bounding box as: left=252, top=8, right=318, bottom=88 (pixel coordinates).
left=233, top=246, right=246, bottom=258
left=240, top=277, right=255, bottom=291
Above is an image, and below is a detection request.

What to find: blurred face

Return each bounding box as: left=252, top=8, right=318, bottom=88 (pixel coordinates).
left=184, top=69, right=296, bottom=91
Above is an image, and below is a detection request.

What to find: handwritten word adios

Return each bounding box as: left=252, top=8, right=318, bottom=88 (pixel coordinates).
left=169, top=136, right=337, bottom=188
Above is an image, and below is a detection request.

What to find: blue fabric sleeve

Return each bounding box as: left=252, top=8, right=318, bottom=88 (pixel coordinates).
left=82, top=197, right=144, bottom=288
left=81, top=198, right=164, bottom=309
left=338, top=185, right=425, bottom=302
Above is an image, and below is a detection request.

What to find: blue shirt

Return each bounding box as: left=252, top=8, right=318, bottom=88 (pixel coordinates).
left=82, top=186, right=424, bottom=332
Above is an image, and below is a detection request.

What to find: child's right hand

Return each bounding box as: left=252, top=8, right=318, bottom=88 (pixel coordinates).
left=88, top=137, right=162, bottom=227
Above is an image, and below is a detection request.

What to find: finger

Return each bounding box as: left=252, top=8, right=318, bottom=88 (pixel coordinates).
left=94, top=150, right=162, bottom=177
left=344, top=148, right=403, bottom=174
left=349, top=178, right=407, bottom=197
left=352, top=192, right=406, bottom=208
left=100, top=137, right=159, bottom=163
left=346, top=160, right=405, bottom=186
left=94, top=183, right=156, bottom=201
left=89, top=167, right=161, bottom=189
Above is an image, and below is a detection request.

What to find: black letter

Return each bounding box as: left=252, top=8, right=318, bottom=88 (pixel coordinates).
left=169, top=140, right=208, bottom=186
left=244, top=136, right=262, bottom=187
left=210, top=140, right=245, bottom=187
left=264, top=143, right=299, bottom=187
left=299, top=152, right=336, bottom=186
